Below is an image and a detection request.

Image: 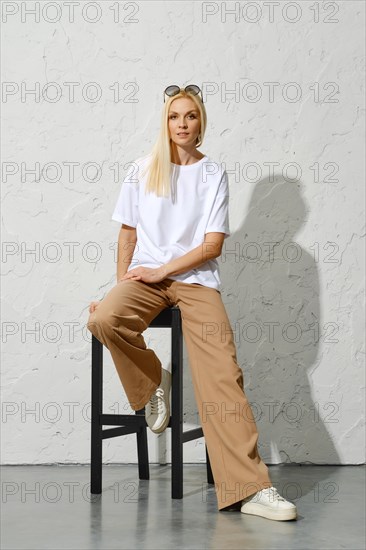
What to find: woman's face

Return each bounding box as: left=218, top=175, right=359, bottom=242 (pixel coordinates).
left=168, top=97, right=201, bottom=148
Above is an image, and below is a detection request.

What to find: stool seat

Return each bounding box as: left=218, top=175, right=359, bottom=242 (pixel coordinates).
left=90, top=304, right=214, bottom=498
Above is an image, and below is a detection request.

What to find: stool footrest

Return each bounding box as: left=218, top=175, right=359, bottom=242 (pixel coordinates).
left=102, top=426, right=144, bottom=439
left=181, top=427, right=203, bottom=443
left=101, top=413, right=146, bottom=427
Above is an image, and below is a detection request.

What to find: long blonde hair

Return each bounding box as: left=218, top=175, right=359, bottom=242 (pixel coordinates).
left=140, top=90, right=207, bottom=197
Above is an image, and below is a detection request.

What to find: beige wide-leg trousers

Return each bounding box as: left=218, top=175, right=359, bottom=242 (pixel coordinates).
left=86, top=277, right=273, bottom=510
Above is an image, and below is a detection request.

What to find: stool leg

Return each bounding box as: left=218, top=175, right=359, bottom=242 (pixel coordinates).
left=205, top=444, right=214, bottom=484
left=135, top=407, right=149, bottom=480
left=171, top=308, right=183, bottom=498
left=91, top=336, right=103, bottom=494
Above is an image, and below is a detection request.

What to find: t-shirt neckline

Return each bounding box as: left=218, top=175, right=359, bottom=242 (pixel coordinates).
left=170, top=155, right=208, bottom=168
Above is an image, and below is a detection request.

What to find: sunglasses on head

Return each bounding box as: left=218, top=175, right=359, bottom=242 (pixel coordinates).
left=164, top=84, right=204, bottom=103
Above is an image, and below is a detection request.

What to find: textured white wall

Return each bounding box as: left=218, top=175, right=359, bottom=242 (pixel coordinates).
left=2, top=1, right=364, bottom=466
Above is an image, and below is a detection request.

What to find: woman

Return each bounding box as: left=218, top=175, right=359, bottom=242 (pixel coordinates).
left=87, top=85, right=297, bottom=521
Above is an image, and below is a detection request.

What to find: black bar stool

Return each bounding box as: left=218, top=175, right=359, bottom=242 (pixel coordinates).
left=90, top=305, right=214, bottom=498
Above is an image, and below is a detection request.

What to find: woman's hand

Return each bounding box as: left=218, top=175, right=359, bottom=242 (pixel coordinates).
left=89, top=300, right=101, bottom=314
left=119, top=266, right=168, bottom=284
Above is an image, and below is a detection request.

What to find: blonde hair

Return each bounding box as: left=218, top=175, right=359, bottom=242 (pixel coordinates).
left=141, top=90, right=207, bottom=197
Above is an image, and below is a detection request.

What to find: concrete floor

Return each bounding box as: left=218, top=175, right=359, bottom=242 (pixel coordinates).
left=1, top=464, right=365, bottom=549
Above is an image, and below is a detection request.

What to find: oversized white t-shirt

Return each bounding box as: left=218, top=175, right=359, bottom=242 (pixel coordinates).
left=111, top=154, right=230, bottom=290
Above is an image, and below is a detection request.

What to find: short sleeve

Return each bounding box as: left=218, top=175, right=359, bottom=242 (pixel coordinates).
left=111, top=164, right=139, bottom=227
left=205, top=170, right=230, bottom=239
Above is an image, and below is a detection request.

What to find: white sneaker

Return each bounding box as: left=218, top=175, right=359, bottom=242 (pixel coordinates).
left=241, top=486, right=297, bottom=521
left=145, top=368, right=171, bottom=433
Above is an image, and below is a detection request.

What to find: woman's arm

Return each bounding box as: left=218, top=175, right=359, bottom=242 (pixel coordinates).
left=117, top=224, right=137, bottom=282
left=119, top=232, right=225, bottom=284
left=162, top=232, right=225, bottom=278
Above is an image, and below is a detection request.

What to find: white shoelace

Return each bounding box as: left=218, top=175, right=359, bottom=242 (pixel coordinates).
left=149, top=388, right=165, bottom=414
left=262, top=487, right=286, bottom=501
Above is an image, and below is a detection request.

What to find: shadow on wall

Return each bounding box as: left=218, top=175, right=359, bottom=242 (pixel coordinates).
left=219, top=173, right=339, bottom=473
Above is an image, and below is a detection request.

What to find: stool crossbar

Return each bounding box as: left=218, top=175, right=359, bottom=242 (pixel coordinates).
left=90, top=305, right=214, bottom=498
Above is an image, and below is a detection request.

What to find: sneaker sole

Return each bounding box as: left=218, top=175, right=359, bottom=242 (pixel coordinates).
left=241, top=503, right=297, bottom=521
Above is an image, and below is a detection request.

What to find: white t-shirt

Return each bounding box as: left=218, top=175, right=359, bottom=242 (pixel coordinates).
left=111, top=154, right=230, bottom=290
